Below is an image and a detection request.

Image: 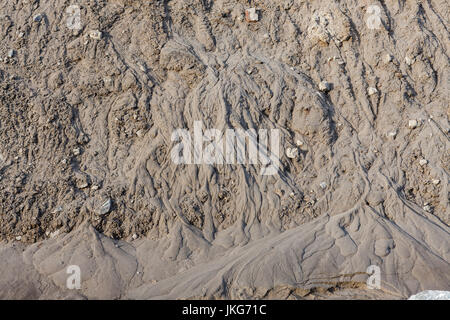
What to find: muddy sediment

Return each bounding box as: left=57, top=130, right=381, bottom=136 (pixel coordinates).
left=0, top=0, right=449, bottom=299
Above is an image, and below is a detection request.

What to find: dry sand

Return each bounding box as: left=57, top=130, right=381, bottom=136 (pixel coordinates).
left=0, top=0, right=449, bottom=299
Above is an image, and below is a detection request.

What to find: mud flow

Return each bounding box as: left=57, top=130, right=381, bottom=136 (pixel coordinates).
left=0, top=0, right=448, bottom=299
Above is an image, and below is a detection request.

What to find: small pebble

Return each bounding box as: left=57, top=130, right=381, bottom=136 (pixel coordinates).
left=33, top=14, right=42, bottom=22
left=408, top=119, right=418, bottom=129
left=368, top=87, right=378, bottom=96
left=405, top=56, right=415, bottom=66
left=285, top=147, right=299, bottom=159
left=77, top=182, right=89, bottom=189
left=419, top=159, right=428, bottom=166
left=384, top=54, right=392, bottom=63
left=387, top=130, right=397, bottom=138
left=89, top=30, right=102, bottom=40
left=245, top=8, right=259, bottom=22
left=98, top=198, right=112, bottom=215
left=319, top=81, right=332, bottom=92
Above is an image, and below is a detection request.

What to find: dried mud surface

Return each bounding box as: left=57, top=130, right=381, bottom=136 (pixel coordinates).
left=0, top=0, right=449, bottom=299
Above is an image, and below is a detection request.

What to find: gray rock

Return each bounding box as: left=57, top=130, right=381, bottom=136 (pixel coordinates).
left=98, top=198, right=112, bottom=215
left=319, top=81, right=332, bottom=92
left=33, top=14, right=42, bottom=23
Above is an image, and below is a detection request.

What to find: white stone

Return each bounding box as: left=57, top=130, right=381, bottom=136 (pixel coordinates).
left=419, top=159, right=428, bottom=166
left=368, top=87, right=378, bottom=95
left=408, top=119, right=418, bottom=129
left=319, top=182, right=327, bottom=189
left=15, top=236, right=22, bottom=241
left=7, top=49, right=15, bottom=58
left=73, top=148, right=81, bottom=156
left=432, top=179, right=440, bottom=185
left=387, top=130, right=397, bottom=138
left=318, top=81, right=332, bottom=92
left=89, top=30, right=102, bottom=40
left=245, top=8, right=259, bottom=22
left=285, top=147, right=299, bottom=159
left=405, top=56, right=415, bottom=66
left=384, top=54, right=392, bottom=63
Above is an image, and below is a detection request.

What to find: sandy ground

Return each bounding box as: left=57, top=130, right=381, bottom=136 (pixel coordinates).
left=0, top=0, right=449, bottom=299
